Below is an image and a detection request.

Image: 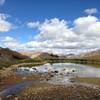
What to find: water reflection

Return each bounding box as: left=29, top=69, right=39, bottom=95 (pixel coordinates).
left=17, top=63, right=100, bottom=78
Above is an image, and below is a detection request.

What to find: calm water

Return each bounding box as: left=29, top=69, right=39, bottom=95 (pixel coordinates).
left=0, top=81, right=34, bottom=97
left=17, top=63, right=100, bottom=77
left=17, top=63, right=100, bottom=84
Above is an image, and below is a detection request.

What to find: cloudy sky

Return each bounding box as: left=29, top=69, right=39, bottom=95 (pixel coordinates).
left=0, top=0, right=100, bottom=54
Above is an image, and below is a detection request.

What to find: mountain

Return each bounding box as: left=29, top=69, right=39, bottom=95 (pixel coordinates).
left=21, top=52, right=43, bottom=58
left=67, top=49, right=100, bottom=61
left=21, top=49, right=100, bottom=61
left=0, top=47, right=29, bottom=68
left=21, top=52, right=59, bottom=59
left=0, top=47, right=28, bottom=61
left=78, top=50, right=100, bottom=60
left=36, top=52, right=59, bottom=59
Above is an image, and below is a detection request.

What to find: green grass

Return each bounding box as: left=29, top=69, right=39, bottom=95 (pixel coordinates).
left=0, top=60, right=18, bottom=69
left=1, top=56, right=100, bottom=70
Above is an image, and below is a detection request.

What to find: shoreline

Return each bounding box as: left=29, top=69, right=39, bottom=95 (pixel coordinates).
left=0, top=62, right=100, bottom=100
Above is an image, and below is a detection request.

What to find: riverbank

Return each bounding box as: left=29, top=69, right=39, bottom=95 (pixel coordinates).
left=0, top=62, right=47, bottom=78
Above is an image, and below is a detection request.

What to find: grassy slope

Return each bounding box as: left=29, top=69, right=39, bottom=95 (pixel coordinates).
left=0, top=48, right=29, bottom=69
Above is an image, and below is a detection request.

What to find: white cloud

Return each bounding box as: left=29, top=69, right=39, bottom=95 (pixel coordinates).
left=0, top=36, right=20, bottom=50
left=27, top=21, right=40, bottom=28
left=2, top=36, right=15, bottom=42
left=0, top=20, right=12, bottom=32
left=0, top=13, right=13, bottom=32
left=84, top=8, right=98, bottom=15
left=0, top=0, right=5, bottom=5
left=73, top=15, right=100, bottom=49
left=1, top=15, right=100, bottom=55
left=25, top=16, right=100, bottom=54
left=74, top=16, right=100, bottom=37
left=35, top=18, right=76, bottom=41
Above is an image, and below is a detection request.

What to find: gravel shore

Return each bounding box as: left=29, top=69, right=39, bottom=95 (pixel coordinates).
left=0, top=72, right=100, bottom=100
left=1, top=83, right=100, bottom=100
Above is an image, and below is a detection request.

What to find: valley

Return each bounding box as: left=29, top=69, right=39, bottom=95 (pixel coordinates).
left=0, top=48, right=100, bottom=100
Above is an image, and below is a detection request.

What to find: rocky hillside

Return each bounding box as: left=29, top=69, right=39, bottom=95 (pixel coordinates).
left=0, top=47, right=28, bottom=61
left=21, top=49, right=100, bottom=61
left=21, top=52, right=43, bottom=58
left=21, top=52, right=59, bottom=59
left=79, top=50, right=100, bottom=60
left=36, top=52, right=59, bottom=59
left=0, top=47, right=29, bottom=69
left=67, top=49, right=100, bottom=61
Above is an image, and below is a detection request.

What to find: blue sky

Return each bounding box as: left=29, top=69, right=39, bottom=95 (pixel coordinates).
left=0, top=0, right=100, bottom=54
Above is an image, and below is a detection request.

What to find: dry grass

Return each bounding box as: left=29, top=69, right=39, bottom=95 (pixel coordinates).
left=74, top=77, right=100, bottom=86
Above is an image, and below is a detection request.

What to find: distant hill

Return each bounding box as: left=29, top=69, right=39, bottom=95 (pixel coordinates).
left=21, top=49, right=100, bottom=61
left=21, top=52, right=59, bottom=59
left=78, top=50, right=100, bottom=61
left=67, top=49, right=100, bottom=61
left=1, top=47, right=100, bottom=69
left=21, top=52, right=43, bottom=58
left=0, top=47, right=28, bottom=61
left=21, top=49, right=100, bottom=65
left=0, top=47, right=29, bottom=68
left=36, top=52, right=59, bottom=60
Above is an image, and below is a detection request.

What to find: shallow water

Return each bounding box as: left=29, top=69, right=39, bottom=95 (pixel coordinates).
left=53, top=63, right=100, bottom=77
left=0, top=81, right=35, bottom=97
left=17, top=63, right=100, bottom=77
left=0, top=80, right=43, bottom=98
left=17, top=63, right=100, bottom=84
left=1, top=63, right=100, bottom=97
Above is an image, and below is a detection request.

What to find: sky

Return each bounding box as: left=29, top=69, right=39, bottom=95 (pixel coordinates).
left=0, top=0, right=100, bottom=54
